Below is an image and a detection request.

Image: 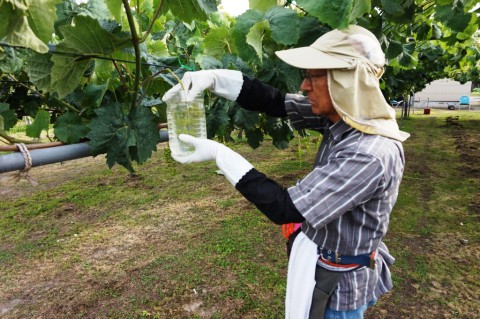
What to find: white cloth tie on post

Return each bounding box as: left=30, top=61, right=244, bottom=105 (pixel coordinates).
left=11, top=143, right=38, bottom=186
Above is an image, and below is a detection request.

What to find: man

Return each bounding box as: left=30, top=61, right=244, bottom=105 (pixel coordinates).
left=162, top=25, right=409, bottom=319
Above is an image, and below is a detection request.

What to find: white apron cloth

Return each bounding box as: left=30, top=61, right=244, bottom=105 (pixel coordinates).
left=285, top=231, right=319, bottom=319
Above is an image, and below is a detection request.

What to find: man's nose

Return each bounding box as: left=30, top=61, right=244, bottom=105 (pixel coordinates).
left=300, top=79, right=311, bottom=92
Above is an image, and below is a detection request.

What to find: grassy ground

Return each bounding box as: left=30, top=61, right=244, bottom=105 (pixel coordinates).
left=0, top=109, right=479, bottom=318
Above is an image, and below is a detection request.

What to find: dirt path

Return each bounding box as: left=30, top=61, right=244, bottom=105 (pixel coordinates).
left=1, top=155, right=109, bottom=200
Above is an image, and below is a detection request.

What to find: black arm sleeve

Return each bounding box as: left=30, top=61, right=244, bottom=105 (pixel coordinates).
left=235, top=168, right=305, bottom=225
left=236, top=76, right=288, bottom=118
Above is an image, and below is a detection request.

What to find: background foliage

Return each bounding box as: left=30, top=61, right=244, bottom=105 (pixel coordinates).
left=0, top=0, right=479, bottom=172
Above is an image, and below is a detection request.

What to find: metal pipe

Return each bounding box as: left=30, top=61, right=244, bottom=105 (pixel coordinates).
left=0, top=130, right=169, bottom=174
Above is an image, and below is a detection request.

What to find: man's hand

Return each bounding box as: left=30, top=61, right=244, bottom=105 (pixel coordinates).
left=171, top=134, right=254, bottom=186
left=162, top=69, right=243, bottom=103
left=170, top=134, right=220, bottom=164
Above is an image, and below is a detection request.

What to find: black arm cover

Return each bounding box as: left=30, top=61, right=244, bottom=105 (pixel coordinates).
left=236, top=76, right=288, bottom=118
left=235, top=168, right=305, bottom=225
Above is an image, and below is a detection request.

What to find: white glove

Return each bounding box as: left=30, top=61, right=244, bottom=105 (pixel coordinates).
left=172, top=134, right=254, bottom=186
left=162, top=69, right=243, bottom=103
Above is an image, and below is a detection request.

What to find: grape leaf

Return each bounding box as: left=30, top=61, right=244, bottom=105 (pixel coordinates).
left=232, top=9, right=264, bottom=62
left=163, top=0, right=217, bottom=23
left=297, top=16, right=326, bottom=47
left=0, top=3, right=49, bottom=53
left=265, top=7, right=299, bottom=46
left=246, top=20, right=270, bottom=61
left=50, top=46, right=91, bottom=98
left=59, top=15, right=130, bottom=55
left=128, top=104, right=161, bottom=164
left=81, top=82, right=108, bottom=109
left=266, top=116, right=294, bottom=149
left=0, top=103, right=18, bottom=131
left=105, top=0, right=123, bottom=21
left=249, top=0, right=277, bottom=13
left=87, top=102, right=136, bottom=171
left=87, top=103, right=160, bottom=172
left=27, top=0, right=62, bottom=44
left=206, top=100, right=230, bottom=139
left=25, top=52, right=53, bottom=92
left=202, top=26, right=232, bottom=57
left=81, top=0, right=112, bottom=20
left=245, top=127, right=264, bottom=149
left=385, top=39, right=404, bottom=60
left=26, top=110, right=50, bottom=138
left=380, top=0, right=414, bottom=24
left=296, top=0, right=370, bottom=29
left=234, top=108, right=259, bottom=131
left=54, top=112, right=90, bottom=144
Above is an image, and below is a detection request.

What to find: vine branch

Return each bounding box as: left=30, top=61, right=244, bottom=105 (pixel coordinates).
left=139, top=0, right=165, bottom=43
left=122, top=0, right=142, bottom=110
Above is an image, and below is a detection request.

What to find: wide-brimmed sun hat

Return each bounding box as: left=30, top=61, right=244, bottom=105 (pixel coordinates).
left=275, top=25, right=385, bottom=75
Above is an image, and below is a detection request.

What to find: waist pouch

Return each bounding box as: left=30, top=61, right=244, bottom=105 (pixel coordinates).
left=308, top=266, right=343, bottom=319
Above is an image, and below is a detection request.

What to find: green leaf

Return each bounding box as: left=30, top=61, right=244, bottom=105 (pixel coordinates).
left=87, top=103, right=135, bottom=171
left=202, top=26, right=232, bottom=57
left=105, top=0, right=123, bottom=21
left=163, top=0, right=217, bottom=23
left=351, top=0, right=371, bottom=22
left=26, top=110, right=50, bottom=138
left=25, top=53, right=53, bottom=92
left=380, top=0, right=414, bottom=24
left=265, top=7, right=300, bottom=46
left=234, top=108, right=259, bottom=130
left=81, top=0, right=112, bottom=20
left=232, top=9, right=264, bottom=62
left=297, top=16, right=326, bottom=47
left=128, top=105, right=160, bottom=164
left=266, top=116, right=294, bottom=149
left=432, top=24, right=442, bottom=40
left=50, top=46, right=91, bottom=98
left=245, top=128, right=263, bottom=149
left=87, top=103, right=160, bottom=172
left=53, top=112, right=90, bottom=144
left=390, top=42, right=417, bottom=69
left=53, top=0, right=80, bottom=39
left=206, top=100, right=230, bottom=139
left=0, top=47, right=24, bottom=74
left=0, top=2, right=10, bottom=38
left=435, top=4, right=473, bottom=33
left=196, top=55, right=223, bottom=70
left=0, top=3, right=48, bottom=53
left=296, top=0, right=369, bottom=28
left=249, top=0, right=277, bottom=13
left=385, top=39, right=404, bottom=59
left=246, top=20, right=270, bottom=61
left=381, top=0, right=408, bottom=17
left=27, top=0, right=62, bottom=43
left=59, top=15, right=130, bottom=55
left=80, top=82, right=108, bottom=109
left=0, top=103, right=18, bottom=131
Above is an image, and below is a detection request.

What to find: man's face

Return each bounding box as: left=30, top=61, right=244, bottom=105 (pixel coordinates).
left=300, top=69, right=340, bottom=122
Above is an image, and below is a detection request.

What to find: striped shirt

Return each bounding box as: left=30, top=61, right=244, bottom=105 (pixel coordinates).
left=284, top=93, right=405, bottom=311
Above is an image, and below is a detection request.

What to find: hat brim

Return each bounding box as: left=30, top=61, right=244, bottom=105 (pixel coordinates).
left=275, top=46, right=353, bottom=70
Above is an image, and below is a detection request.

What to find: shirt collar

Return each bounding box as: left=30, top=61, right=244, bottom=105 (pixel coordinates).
left=328, top=120, right=354, bottom=142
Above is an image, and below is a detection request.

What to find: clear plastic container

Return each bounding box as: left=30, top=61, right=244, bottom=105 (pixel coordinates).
left=166, top=94, right=207, bottom=157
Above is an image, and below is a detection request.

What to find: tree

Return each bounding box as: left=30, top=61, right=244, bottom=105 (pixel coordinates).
left=0, top=0, right=479, bottom=172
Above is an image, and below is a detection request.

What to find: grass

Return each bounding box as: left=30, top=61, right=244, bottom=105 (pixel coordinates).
left=0, top=109, right=479, bottom=318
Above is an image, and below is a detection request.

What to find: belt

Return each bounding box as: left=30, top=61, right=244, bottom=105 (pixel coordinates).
left=318, top=248, right=376, bottom=270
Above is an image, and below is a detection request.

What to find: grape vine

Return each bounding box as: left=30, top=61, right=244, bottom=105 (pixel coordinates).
left=0, top=0, right=478, bottom=172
